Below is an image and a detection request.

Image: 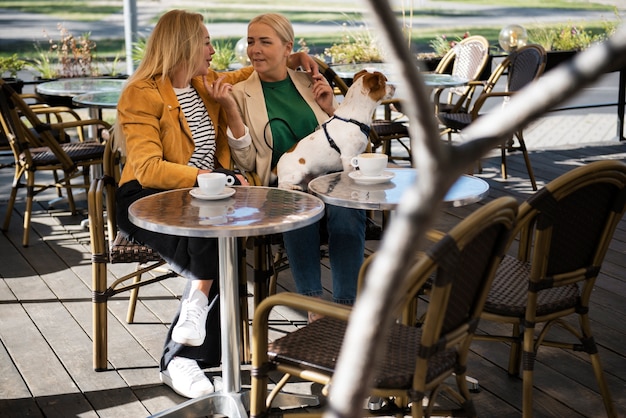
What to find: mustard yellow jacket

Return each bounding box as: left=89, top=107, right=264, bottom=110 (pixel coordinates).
left=117, top=67, right=253, bottom=189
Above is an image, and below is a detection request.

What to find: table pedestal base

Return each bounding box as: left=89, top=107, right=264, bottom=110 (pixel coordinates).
left=149, top=391, right=249, bottom=418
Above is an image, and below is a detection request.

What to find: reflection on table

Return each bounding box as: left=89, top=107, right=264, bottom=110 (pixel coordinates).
left=72, top=90, right=121, bottom=110
left=331, top=63, right=468, bottom=88
left=307, top=168, right=489, bottom=210
left=37, top=78, right=125, bottom=124
left=128, top=186, right=324, bottom=417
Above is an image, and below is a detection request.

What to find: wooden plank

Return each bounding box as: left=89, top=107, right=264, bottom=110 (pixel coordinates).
left=0, top=304, right=79, bottom=397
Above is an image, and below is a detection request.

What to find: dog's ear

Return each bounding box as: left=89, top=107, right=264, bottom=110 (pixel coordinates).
left=363, top=71, right=387, bottom=93
left=352, top=69, right=369, bottom=82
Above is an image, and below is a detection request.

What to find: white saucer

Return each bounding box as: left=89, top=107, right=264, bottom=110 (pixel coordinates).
left=189, top=187, right=236, bottom=200
left=348, top=171, right=395, bottom=185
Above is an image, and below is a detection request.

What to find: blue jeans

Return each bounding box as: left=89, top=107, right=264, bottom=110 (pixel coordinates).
left=282, top=205, right=366, bottom=305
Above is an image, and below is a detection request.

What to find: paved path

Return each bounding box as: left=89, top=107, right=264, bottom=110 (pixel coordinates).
left=3, top=0, right=625, bottom=149
left=0, top=0, right=623, bottom=43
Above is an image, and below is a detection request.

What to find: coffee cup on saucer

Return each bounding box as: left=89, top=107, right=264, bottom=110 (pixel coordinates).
left=350, top=153, right=388, bottom=177
left=197, top=172, right=235, bottom=195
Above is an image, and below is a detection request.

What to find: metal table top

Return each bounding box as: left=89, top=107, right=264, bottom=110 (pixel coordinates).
left=307, top=168, right=489, bottom=210
left=128, top=186, right=325, bottom=238
left=330, top=63, right=468, bottom=88
left=36, top=77, right=126, bottom=97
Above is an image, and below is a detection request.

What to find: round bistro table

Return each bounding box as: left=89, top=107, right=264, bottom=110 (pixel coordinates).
left=308, top=168, right=490, bottom=210
left=128, top=186, right=324, bottom=417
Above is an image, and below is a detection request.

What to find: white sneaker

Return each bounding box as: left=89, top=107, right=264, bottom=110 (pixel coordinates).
left=160, top=357, right=214, bottom=399
left=172, top=289, right=209, bottom=346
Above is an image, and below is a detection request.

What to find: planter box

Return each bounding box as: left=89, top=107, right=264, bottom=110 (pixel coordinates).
left=545, top=50, right=578, bottom=73
left=2, top=77, right=23, bottom=94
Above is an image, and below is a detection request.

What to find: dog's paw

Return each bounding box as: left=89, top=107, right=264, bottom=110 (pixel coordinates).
left=278, top=183, right=304, bottom=191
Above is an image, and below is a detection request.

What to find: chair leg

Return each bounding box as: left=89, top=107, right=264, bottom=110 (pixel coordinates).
left=93, top=260, right=109, bottom=371
left=53, top=170, right=63, bottom=197
left=2, top=168, right=20, bottom=232
left=253, top=236, right=273, bottom=310
left=507, top=323, right=522, bottom=376
left=125, top=271, right=142, bottom=323
left=22, top=176, right=35, bottom=247
left=500, top=144, right=508, bottom=180
left=521, top=323, right=537, bottom=418
left=516, top=131, right=537, bottom=191
left=239, top=239, right=251, bottom=363
left=580, top=313, right=617, bottom=417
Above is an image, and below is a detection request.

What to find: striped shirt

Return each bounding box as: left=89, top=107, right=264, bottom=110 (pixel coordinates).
left=174, top=86, right=216, bottom=170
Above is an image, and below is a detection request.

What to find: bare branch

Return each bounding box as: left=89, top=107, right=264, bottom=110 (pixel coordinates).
left=324, top=1, right=626, bottom=417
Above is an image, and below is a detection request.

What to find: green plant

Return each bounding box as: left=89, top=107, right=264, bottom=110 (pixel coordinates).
left=211, top=40, right=235, bottom=71
left=427, top=32, right=470, bottom=57
left=30, top=43, right=59, bottom=79
left=528, top=13, right=619, bottom=51
left=0, top=54, right=27, bottom=78
left=102, top=53, right=122, bottom=77
left=132, top=35, right=147, bottom=66
left=322, top=21, right=382, bottom=64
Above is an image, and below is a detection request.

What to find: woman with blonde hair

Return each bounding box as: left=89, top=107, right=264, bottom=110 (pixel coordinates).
left=116, top=9, right=317, bottom=399
left=215, top=13, right=366, bottom=321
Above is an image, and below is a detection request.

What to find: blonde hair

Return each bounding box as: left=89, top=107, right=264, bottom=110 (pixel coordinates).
left=129, top=9, right=206, bottom=84
left=249, top=13, right=294, bottom=46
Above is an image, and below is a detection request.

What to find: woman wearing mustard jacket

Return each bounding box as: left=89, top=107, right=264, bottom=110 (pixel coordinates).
left=115, top=9, right=316, bottom=399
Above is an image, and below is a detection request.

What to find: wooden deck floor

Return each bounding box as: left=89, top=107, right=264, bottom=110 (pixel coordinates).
left=0, top=139, right=625, bottom=417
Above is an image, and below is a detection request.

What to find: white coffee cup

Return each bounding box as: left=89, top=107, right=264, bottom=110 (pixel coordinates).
left=197, top=172, right=235, bottom=195
left=350, top=153, right=388, bottom=177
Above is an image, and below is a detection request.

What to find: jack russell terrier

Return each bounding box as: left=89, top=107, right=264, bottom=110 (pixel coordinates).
left=276, top=70, right=395, bottom=190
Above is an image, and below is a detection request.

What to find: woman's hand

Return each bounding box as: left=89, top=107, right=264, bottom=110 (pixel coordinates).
left=312, top=73, right=335, bottom=116
left=288, top=52, right=320, bottom=76
left=197, top=169, right=250, bottom=186
left=205, top=75, right=247, bottom=138
left=204, top=75, right=236, bottom=108
left=235, top=173, right=250, bottom=185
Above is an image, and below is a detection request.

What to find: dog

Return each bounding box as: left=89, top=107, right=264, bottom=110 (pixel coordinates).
left=275, top=70, right=395, bottom=190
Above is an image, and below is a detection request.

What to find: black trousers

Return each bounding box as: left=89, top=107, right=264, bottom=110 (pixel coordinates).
left=117, top=180, right=221, bottom=369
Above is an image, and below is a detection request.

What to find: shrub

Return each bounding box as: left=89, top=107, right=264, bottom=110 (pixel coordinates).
left=322, top=22, right=382, bottom=64
left=211, top=40, right=235, bottom=71
left=0, top=54, right=27, bottom=78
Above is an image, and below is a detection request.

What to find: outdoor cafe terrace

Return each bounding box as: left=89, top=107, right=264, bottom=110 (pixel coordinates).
left=1, top=114, right=625, bottom=417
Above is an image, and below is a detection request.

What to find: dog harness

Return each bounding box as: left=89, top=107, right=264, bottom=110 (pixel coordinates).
left=322, top=115, right=371, bottom=154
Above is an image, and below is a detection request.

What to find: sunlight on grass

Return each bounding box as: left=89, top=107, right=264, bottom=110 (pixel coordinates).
left=0, top=1, right=120, bottom=20
left=436, top=0, right=613, bottom=9
left=0, top=0, right=620, bottom=60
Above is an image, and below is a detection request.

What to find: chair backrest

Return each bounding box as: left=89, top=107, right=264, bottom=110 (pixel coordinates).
left=0, top=79, right=76, bottom=172
left=313, top=57, right=350, bottom=96
left=405, top=196, right=517, bottom=330
left=465, top=44, right=547, bottom=116
left=512, top=160, right=626, bottom=294
left=436, top=35, right=490, bottom=95
left=506, top=44, right=547, bottom=92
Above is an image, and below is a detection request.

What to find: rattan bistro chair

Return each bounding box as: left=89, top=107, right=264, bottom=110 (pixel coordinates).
left=438, top=44, right=547, bottom=191
left=432, top=35, right=491, bottom=115
left=476, top=160, right=626, bottom=418
left=250, top=196, right=518, bottom=417
left=87, top=138, right=177, bottom=371
left=88, top=139, right=254, bottom=370
left=0, top=79, right=108, bottom=247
